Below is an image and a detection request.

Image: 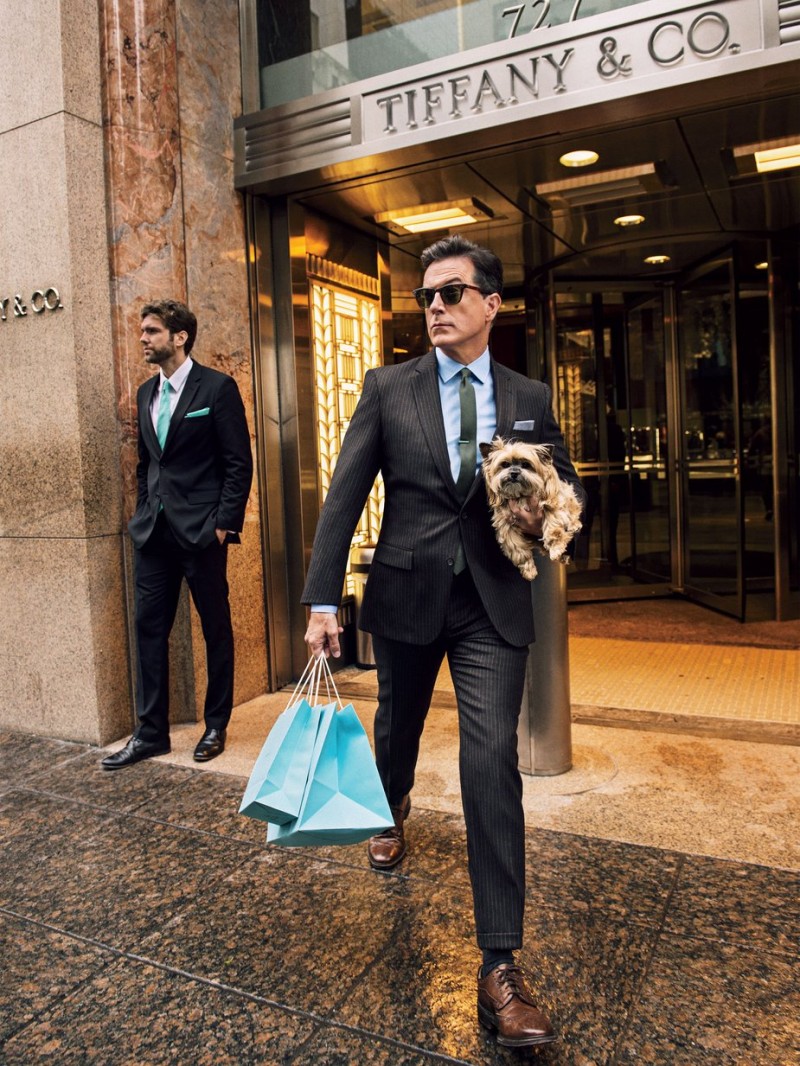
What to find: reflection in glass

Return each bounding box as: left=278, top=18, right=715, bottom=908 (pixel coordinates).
left=256, top=0, right=651, bottom=109
left=555, top=290, right=669, bottom=594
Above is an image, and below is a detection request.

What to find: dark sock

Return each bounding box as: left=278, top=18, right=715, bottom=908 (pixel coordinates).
left=481, top=949, right=514, bottom=977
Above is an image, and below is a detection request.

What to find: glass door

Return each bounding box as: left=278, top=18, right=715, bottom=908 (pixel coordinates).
left=675, top=255, right=743, bottom=617
left=554, top=288, right=671, bottom=598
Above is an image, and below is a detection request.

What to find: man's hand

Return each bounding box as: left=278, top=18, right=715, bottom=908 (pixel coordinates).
left=215, top=528, right=227, bottom=544
left=305, top=612, right=343, bottom=659
left=507, top=497, right=544, bottom=539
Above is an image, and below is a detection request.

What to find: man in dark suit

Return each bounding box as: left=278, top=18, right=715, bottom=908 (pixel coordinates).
left=303, top=237, right=584, bottom=1048
left=102, top=300, right=253, bottom=770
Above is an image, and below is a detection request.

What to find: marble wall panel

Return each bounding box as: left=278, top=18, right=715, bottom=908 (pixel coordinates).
left=177, top=0, right=242, bottom=159
left=100, top=0, right=269, bottom=712
left=0, top=536, right=131, bottom=744
left=101, top=0, right=179, bottom=136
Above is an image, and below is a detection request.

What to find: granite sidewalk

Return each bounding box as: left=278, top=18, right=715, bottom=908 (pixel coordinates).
left=1, top=722, right=798, bottom=1065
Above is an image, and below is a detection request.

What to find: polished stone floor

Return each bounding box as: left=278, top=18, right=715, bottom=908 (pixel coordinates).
left=1, top=726, right=798, bottom=1065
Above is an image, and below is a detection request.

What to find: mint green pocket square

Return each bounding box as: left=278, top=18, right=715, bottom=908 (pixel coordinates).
left=185, top=407, right=210, bottom=418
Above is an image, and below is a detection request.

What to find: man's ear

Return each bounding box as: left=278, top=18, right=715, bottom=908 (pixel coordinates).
left=485, top=292, right=502, bottom=324
left=172, top=329, right=189, bottom=351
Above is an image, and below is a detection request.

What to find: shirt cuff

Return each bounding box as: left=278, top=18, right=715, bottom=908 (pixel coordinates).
left=311, top=605, right=338, bottom=614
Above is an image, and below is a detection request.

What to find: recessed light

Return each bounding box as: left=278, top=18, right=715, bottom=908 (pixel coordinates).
left=729, top=137, right=800, bottom=176
left=374, top=197, right=494, bottom=234
left=754, top=261, right=768, bottom=270
left=644, top=254, right=671, bottom=265
left=614, top=214, right=646, bottom=227
left=559, top=149, right=599, bottom=168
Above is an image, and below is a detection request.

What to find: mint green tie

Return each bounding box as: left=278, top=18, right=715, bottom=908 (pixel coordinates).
left=156, top=380, right=172, bottom=449
left=453, top=368, right=477, bottom=575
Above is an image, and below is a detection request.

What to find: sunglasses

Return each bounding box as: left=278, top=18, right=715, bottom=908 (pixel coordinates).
left=411, top=283, right=490, bottom=309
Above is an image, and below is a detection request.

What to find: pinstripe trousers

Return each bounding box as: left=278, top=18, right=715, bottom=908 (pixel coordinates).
left=372, top=569, right=529, bottom=949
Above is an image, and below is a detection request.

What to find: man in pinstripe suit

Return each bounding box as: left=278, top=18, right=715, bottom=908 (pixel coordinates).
left=303, top=236, right=584, bottom=1048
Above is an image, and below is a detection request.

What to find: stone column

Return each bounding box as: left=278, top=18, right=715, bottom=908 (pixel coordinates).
left=0, top=0, right=131, bottom=742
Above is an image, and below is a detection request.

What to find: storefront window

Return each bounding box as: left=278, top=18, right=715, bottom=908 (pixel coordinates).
left=256, top=0, right=648, bottom=109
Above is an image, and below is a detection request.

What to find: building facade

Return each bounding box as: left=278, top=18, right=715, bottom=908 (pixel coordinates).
left=1, top=0, right=798, bottom=742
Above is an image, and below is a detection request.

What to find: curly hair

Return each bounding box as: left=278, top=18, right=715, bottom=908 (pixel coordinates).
left=141, top=300, right=198, bottom=355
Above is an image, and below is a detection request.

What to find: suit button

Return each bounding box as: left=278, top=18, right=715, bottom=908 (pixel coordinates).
left=461, top=513, right=468, bottom=520
left=447, top=557, right=454, bottom=567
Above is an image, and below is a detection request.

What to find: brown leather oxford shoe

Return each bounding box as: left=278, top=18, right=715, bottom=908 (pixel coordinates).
left=477, top=963, right=556, bottom=1048
left=367, top=795, right=410, bottom=869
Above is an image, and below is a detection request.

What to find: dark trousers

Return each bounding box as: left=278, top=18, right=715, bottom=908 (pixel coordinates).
left=372, top=571, right=529, bottom=950
left=133, top=514, right=234, bottom=744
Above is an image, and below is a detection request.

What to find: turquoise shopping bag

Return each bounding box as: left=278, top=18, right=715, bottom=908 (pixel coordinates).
left=267, top=701, right=393, bottom=847
left=239, top=697, right=323, bottom=824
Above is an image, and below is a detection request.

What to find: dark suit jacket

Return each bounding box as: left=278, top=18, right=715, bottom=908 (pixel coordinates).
left=301, top=351, right=585, bottom=647
left=128, top=361, right=253, bottom=551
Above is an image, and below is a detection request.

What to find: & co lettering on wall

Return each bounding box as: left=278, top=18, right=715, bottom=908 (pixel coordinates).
left=0, top=288, right=64, bottom=322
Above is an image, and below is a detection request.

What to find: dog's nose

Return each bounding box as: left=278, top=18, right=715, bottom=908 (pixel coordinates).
left=508, top=470, right=520, bottom=480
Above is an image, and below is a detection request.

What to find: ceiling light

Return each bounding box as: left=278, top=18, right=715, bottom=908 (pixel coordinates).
left=535, top=163, right=671, bottom=209
left=559, top=149, right=599, bottom=167
left=755, top=261, right=768, bottom=270
left=728, top=137, right=800, bottom=177
left=374, top=197, right=494, bottom=235
left=614, top=213, right=646, bottom=227
left=644, top=254, right=671, bottom=265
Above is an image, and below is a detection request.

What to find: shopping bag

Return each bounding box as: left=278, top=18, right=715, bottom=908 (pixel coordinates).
left=239, top=658, right=328, bottom=825
left=268, top=698, right=393, bottom=848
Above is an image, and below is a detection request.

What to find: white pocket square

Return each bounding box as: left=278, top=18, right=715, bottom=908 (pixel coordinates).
left=513, top=419, right=535, bottom=431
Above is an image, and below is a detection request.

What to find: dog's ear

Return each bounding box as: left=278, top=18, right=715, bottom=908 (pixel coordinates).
left=479, top=441, right=493, bottom=459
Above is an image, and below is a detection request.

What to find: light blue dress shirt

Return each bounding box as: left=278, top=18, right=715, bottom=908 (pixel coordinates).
left=435, top=347, right=496, bottom=484
left=312, top=348, right=497, bottom=614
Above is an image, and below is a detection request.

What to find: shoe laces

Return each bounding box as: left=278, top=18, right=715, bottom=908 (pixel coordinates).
left=494, top=964, right=531, bottom=999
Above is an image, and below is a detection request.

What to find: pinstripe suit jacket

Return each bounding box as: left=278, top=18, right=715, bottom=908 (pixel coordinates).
left=301, top=350, right=584, bottom=647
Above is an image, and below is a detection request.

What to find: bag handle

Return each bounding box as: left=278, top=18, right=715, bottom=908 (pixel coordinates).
left=316, top=654, right=344, bottom=710
left=287, top=655, right=323, bottom=708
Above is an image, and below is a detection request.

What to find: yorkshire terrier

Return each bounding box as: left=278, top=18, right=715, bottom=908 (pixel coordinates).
left=480, top=438, right=582, bottom=581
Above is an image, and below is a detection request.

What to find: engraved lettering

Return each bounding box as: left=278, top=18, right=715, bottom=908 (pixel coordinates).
left=31, top=290, right=46, bottom=313
left=542, top=49, right=574, bottom=93
left=506, top=59, right=540, bottom=103
left=449, top=75, right=472, bottom=118
left=13, top=295, right=27, bottom=317
left=422, top=82, right=444, bottom=124
left=649, top=20, right=684, bottom=65
left=376, top=93, right=403, bottom=133
left=405, top=89, right=418, bottom=129
left=688, top=12, right=730, bottom=56
left=597, top=36, right=632, bottom=79
left=471, top=70, right=506, bottom=113
left=44, top=288, right=63, bottom=311
left=0, top=298, right=9, bottom=321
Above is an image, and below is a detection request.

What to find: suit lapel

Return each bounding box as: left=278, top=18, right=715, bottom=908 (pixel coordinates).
left=411, top=350, right=461, bottom=500
left=139, top=375, right=161, bottom=454
left=492, top=360, right=516, bottom=441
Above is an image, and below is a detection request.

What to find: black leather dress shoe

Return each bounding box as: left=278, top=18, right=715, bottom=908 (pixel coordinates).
left=193, top=727, right=226, bottom=762
left=101, top=736, right=170, bottom=771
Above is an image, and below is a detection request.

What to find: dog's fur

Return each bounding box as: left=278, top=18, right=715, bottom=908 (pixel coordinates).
left=480, top=438, right=582, bottom=581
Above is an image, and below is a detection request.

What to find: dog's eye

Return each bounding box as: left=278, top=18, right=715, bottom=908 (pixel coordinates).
left=500, top=460, right=511, bottom=468
left=519, top=460, right=532, bottom=469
